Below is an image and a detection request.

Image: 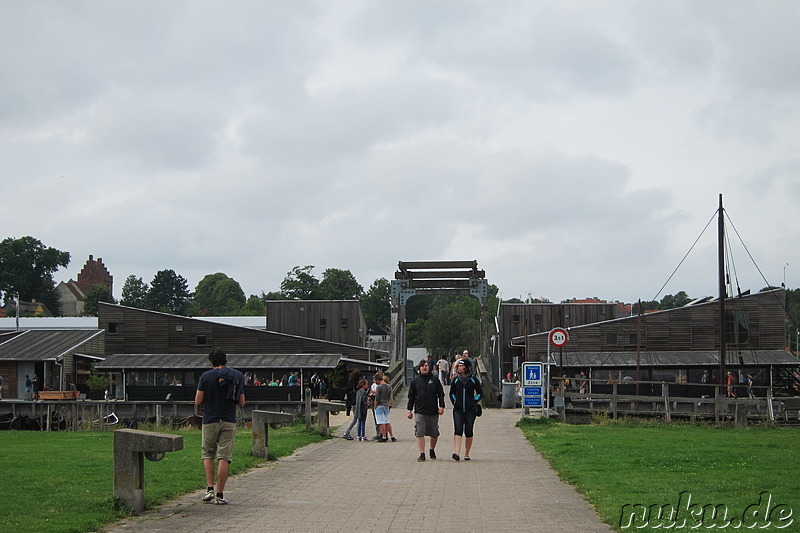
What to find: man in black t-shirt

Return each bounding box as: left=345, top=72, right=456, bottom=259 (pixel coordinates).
left=195, top=348, right=245, bottom=505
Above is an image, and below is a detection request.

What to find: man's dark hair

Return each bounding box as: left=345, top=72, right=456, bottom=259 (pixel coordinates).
left=418, top=359, right=429, bottom=368
left=208, top=348, right=227, bottom=367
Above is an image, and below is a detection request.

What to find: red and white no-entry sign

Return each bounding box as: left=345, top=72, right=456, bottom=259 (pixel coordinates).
left=549, top=327, right=569, bottom=347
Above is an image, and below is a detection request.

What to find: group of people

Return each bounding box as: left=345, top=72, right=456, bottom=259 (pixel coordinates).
left=243, top=371, right=301, bottom=388
left=407, top=355, right=483, bottom=462
left=432, top=349, right=474, bottom=386
left=342, top=370, right=395, bottom=442
left=193, top=347, right=484, bottom=506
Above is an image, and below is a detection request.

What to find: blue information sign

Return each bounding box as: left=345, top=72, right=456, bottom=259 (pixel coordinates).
left=522, top=362, right=542, bottom=386
left=523, top=396, right=542, bottom=407
left=523, top=386, right=542, bottom=396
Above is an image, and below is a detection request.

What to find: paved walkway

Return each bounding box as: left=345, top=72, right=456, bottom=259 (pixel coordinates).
left=104, top=389, right=614, bottom=533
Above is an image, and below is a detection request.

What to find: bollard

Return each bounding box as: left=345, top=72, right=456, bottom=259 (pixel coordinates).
left=251, top=410, right=295, bottom=458
left=113, top=429, right=184, bottom=512
left=305, top=387, right=312, bottom=430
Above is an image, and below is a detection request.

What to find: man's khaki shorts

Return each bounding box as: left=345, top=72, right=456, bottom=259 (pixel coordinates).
left=414, top=412, right=440, bottom=438
left=201, top=421, right=237, bottom=462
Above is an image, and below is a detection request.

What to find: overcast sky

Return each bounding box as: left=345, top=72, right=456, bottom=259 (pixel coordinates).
left=2, top=1, right=798, bottom=306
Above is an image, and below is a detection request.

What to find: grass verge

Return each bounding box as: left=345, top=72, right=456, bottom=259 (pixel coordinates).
left=518, top=417, right=800, bottom=531
left=0, top=422, right=327, bottom=533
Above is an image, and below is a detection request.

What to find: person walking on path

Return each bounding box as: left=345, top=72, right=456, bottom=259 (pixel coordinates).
left=436, top=355, right=450, bottom=386
left=195, top=348, right=245, bottom=505
left=407, top=359, right=445, bottom=462
left=449, top=358, right=483, bottom=461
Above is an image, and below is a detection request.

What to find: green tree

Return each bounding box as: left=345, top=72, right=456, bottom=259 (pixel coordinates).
left=148, top=269, right=190, bottom=315
left=194, top=273, right=246, bottom=315
left=120, top=275, right=149, bottom=308
left=421, top=300, right=481, bottom=356
left=83, top=283, right=115, bottom=316
left=0, top=236, right=70, bottom=316
left=406, top=318, right=426, bottom=347
left=659, top=291, right=693, bottom=309
left=280, top=265, right=323, bottom=300
left=362, top=278, right=391, bottom=333
left=319, top=268, right=363, bottom=300
left=262, top=291, right=285, bottom=300
left=240, top=295, right=266, bottom=316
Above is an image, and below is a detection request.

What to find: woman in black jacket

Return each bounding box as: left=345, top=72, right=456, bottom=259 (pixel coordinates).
left=449, top=359, right=482, bottom=461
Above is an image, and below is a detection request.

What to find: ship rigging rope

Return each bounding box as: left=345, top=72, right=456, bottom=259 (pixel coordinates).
left=725, top=212, right=799, bottom=332
left=650, top=210, right=716, bottom=304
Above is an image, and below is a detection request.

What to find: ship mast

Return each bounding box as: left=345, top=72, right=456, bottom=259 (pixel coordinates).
left=718, top=194, right=726, bottom=390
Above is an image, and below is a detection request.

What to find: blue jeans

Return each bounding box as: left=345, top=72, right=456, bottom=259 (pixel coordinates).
left=344, top=412, right=358, bottom=435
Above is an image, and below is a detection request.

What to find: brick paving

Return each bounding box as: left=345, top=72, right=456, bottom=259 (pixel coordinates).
left=103, top=389, right=614, bottom=533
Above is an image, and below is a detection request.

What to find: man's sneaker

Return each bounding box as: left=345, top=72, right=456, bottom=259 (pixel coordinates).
left=202, top=489, right=215, bottom=502
left=214, top=496, right=228, bottom=505
left=417, top=453, right=426, bottom=462
left=343, top=434, right=354, bottom=440
left=429, top=449, right=437, bottom=460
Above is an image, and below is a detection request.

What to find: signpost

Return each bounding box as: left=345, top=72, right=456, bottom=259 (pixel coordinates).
left=521, top=362, right=543, bottom=418
left=521, top=328, right=569, bottom=419
left=546, top=327, right=569, bottom=413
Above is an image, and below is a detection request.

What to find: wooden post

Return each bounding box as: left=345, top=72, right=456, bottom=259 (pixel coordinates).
left=305, top=387, right=312, bottom=430
left=612, top=383, right=618, bottom=420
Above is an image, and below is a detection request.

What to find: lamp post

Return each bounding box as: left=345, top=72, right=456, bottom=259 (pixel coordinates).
left=784, top=263, right=789, bottom=288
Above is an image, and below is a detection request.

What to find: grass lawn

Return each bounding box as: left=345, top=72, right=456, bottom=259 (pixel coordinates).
left=0, top=423, right=327, bottom=533
left=518, top=418, right=800, bottom=531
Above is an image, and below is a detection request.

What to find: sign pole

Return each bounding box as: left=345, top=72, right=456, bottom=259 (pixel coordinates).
left=546, top=338, right=551, bottom=414
left=546, top=327, right=569, bottom=418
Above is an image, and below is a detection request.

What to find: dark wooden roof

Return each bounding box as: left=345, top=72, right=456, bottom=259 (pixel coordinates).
left=538, top=350, right=799, bottom=368
left=0, top=329, right=103, bottom=361
left=96, top=353, right=346, bottom=371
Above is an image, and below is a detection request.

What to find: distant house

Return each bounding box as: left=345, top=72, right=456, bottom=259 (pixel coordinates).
left=497, top=300, right=619, bottom=378
left=56, top=280, right=86, bottom=316
left=0, top=328, right=105, bottom=399
left=0, top=300, right=54, bottom=318
left=57, top=255, right=114, bottom=317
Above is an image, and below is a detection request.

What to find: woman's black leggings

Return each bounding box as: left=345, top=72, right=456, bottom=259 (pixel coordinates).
left=453, top=409, right=476, bottom=438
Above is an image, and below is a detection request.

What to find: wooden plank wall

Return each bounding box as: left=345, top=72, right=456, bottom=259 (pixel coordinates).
left=98, top=304, right=376, bottom=360
left=265, top=301, right=367, bottom=346
left=502, top=291, right=788, bottom=368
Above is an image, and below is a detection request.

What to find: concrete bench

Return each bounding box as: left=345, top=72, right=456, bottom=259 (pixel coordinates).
left=113, top=428, right=184, bottom=512
left=251, top=410, right=295, bottom=458
left=314, top=400, right=345, bottom=437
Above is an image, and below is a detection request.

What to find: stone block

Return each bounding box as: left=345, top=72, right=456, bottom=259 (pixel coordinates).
left=113, top=428, right=184, bottom=512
